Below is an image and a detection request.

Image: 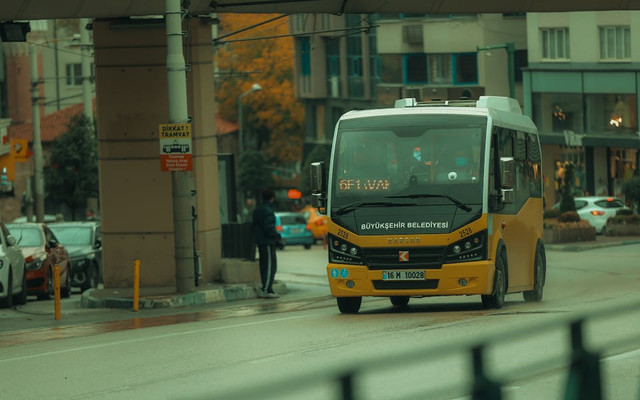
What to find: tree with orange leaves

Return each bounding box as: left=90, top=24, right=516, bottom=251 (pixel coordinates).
left=214, top=14, right=304, bottom=165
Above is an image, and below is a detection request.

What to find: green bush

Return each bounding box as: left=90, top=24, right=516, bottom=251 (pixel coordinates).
left=543, top=209, right=561, bottom=219
left=616, top=208, right=633, bottom=216
left=558, top=211, right=581, bottom=223
left=609, top=214, right=640, bottom=224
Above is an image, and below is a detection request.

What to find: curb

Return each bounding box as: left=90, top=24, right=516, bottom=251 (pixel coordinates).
left=80, top=282, right=287, bottom=309
left=545, top=239, right=640, bottom=252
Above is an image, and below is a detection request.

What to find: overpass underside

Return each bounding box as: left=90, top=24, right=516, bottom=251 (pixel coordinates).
left=1, top=1, right=640, bottom=20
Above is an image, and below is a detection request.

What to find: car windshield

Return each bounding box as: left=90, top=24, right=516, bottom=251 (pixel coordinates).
left=331, top=114, right=486, bottom=209
left=49, top=226, right=92, bottom=245
left=7, top=226, right=43, bottom=247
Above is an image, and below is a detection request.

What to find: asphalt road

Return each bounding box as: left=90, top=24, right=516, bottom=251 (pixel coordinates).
left=0, top=243, right=639, bottom=400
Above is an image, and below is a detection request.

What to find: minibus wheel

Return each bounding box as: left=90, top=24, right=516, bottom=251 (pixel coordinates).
left=523, top=243, right=545, bottom=302
left=337, top=296, right=362, bottom=314
left=481, top=251, right=506, bottom=309
left=390, top=296, right=410, bottom=307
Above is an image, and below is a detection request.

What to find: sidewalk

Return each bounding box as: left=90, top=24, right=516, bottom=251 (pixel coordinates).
left=81, top=235, right=640, bottom=311
left=544, top=235, right=640, bottom=252
left=80, top=281, right=287, bottom=310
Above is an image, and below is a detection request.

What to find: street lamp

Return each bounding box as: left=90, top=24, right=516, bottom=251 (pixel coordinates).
left=237, top=83, right=262, bottom=155
left=477, top=43, right=515, bottom=99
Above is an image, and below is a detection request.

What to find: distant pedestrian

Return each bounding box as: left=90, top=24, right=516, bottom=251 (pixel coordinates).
left=86, top=208, right=96, bottom=221
left=252, top=189, right=282, bottom=298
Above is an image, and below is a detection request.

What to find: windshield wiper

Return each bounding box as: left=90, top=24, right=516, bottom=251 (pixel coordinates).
left=386, top=193, right=472, bottom=212
left=335, top=201, right=417, bottom=216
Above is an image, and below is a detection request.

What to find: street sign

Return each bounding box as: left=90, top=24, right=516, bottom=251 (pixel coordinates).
left=159, top=123, right=192, bottom=171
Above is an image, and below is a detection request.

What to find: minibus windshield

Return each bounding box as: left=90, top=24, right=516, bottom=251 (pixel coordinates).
left=331, top=114, right=487, bottom=209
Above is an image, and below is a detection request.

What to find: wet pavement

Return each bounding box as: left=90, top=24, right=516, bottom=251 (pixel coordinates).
left=1, top=234, right=638, bottom=349
left=0, top=295, right=332, bottom=348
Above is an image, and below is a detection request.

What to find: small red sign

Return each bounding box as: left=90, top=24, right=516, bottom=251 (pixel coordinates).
left=161, top=154, right=192, bottom=171
left=398, top=250, right=409, bottom=262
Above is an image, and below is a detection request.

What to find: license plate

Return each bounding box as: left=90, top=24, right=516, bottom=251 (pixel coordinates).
left=382, top=270, right=425, bottom=280
left=289, top=228, right=302, bottom=234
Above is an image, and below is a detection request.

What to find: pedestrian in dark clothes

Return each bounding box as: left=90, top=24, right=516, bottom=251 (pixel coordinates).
left=252, top=189, right=282, bottom=298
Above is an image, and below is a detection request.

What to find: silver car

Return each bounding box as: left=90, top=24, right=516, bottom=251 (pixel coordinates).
left=554, top=196, right=631, bottom=234
left=0, top=222, right=27, bottom=307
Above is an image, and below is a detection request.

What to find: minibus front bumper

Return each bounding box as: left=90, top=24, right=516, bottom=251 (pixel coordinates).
left=326, top=260, right=496, bottom=297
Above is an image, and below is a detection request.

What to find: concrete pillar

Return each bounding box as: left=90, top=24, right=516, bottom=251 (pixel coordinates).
left=93, top=17, right=221, bottom=288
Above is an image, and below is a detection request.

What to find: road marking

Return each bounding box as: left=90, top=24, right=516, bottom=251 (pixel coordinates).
left=0, top=314, right=310, bottom=363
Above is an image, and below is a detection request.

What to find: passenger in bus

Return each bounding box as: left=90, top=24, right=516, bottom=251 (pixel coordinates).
left=436, top=148, right=477, bottom=182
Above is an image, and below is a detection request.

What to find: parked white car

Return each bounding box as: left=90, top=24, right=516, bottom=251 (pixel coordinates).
left=554, top=196, right=631, bottom=234
left=0, top=222, right=27, bottom=307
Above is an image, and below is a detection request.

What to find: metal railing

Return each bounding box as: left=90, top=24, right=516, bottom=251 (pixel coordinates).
left=195, top=297, right=640, bottom=400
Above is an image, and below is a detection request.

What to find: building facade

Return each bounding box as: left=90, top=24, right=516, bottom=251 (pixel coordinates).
left=290, top=13, right=529, bottom=158
left=0, top=19, right=96, bottom=222
left=523, top=11, right=640, bottom=207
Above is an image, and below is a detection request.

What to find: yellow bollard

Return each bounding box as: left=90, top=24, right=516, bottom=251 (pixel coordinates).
left=53, top=265, right=61, bottom=320
left=133, top=259, right=140, bottom=312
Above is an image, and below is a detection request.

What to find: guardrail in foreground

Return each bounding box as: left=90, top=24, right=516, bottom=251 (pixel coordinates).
left=198, top=298, right=640, bottom=400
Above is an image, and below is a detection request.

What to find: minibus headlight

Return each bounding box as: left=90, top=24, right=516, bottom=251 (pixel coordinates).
left=329, top=234, right=363, bottom=265
left=445, top=230, right=487, bottom=263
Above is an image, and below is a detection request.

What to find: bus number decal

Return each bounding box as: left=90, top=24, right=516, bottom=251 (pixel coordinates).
left=459, top=227, right=472, bottom=238
left=337, top=229, right=349, bottom=240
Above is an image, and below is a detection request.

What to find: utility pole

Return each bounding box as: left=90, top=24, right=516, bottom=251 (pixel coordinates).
left=166, top=0, right=196, bottom=292
left=80, top=18, right=93, bottom=123
left=477, top=43, right=515, bottom=99
left=30, top=44, right=45, bottom=223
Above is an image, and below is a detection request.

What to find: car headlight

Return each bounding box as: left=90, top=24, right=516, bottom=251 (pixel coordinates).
left=72, top=258, right=88, bottom=267
left=444, top=230, right=487, bottom=263
left=328, top=234, right=363, bottom=265
left=26, top=256, right=46, bottom=271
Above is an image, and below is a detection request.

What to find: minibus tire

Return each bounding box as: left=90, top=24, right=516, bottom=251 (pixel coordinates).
left=337, top=297, right=362, bottom=314
left=523, top=243, right=545, bottom=302
left=390, top=296, right=410, bottom=307
left=481, top=251, right=506, bottom=309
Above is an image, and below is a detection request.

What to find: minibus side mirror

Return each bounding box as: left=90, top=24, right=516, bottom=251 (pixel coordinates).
left=499, top=157, right=515, bottom=204
left=310, top=162, right=326, bottom=193
left=310, top=162, right=327, bottom=214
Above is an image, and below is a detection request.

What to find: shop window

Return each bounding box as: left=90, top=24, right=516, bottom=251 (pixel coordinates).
left=553, top=147, right=587, bottom=200
left=532, top=93, right=583, bottom=133
left=586, top=94, right=637, bottom=134
left=611, top=148, right=638, bottom=199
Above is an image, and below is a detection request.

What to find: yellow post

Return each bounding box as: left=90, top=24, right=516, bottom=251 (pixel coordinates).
left=53, top=265, right=61, bottom=320
left=133, top=259, right=140, bottom=312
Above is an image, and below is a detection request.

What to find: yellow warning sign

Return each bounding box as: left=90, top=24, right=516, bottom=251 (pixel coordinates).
left=159, top=123, right=192, bottom=171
